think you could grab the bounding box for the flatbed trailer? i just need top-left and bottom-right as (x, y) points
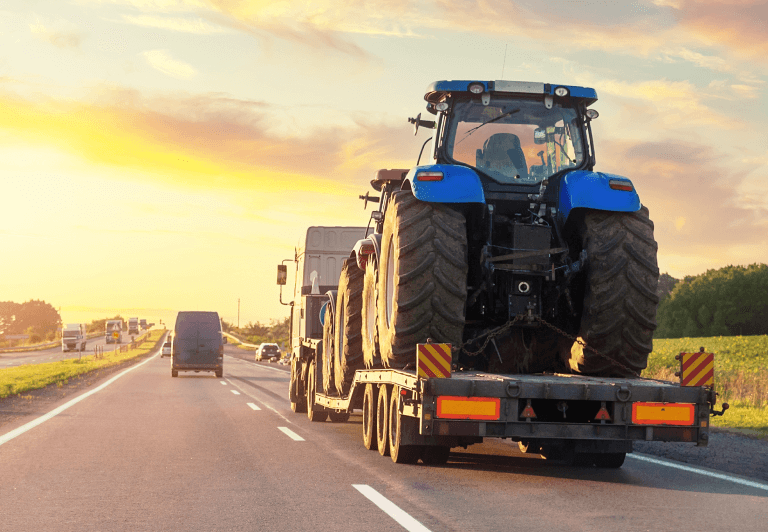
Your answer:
(292, 338), (719, 467)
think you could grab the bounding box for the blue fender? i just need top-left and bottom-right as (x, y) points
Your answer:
(559, 170), (641, 222)
(405, 164), (486, 203)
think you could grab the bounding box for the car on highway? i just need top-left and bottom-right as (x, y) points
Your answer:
(255, 343), (280, 361)
(161, 337), (172, 358)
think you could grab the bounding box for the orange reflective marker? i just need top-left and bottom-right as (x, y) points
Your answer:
(632, 402), (695, 426)
(436, 396), (500, 420)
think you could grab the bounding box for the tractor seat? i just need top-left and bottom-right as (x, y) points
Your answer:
(477, 133), (528, 180)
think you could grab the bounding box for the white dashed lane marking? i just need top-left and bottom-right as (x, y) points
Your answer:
(353, 485), (432, 532)
(278, 427), (304, 441)
(230, 390), (241, 395)
(247, 403), (261, 411)
(220, 381), (227, 385)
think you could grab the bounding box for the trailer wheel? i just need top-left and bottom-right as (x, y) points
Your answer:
(335, 258), (365, 394)
(307, 360), (328, 423)
(362, 260), (380, 369)
(290, 358), (307, 413)
(421, 446), (450, 465)
(568, 207), (660, 377)
(322, 306), (335, 394)
(377, 191), (468, 368)
(376, 384), (390, 456)
(362, 383), (378, 450)
(388, 387), (420, 464)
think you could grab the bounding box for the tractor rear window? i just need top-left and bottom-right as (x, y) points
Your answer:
(445, 98), (585, 184)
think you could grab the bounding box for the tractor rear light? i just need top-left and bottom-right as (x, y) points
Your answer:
(416, 171), (444, 181)
(554, 86), (569, 97)
(609, 179), (633, 191)
(468, 82), (484, 94)
(586, 109), (599, 120)
(436, 102), (449, 111)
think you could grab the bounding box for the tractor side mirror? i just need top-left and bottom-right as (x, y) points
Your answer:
(277, 265), (287, 285)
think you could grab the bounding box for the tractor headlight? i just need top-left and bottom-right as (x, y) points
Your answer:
(468, 82), (485, 94)
(554, 87), (569, 97)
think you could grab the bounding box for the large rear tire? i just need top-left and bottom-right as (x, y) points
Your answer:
(568, 207), (660, 377)
(289, 357), (307, 413)
(377, 191), (468, 368)
(334, 258), (365, 394)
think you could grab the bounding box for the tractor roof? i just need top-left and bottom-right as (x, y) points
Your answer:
(424, 80), (598, 106)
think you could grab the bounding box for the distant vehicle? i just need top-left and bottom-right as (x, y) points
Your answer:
(256, 343), (280, 361)
(140, 319), (148, 331)
(161, 335), (172, 358)
(62, 323), (86, 352)
(105, 319), (123, 344)
(128, 317), (139, 335)
(171, 311), (224, 378)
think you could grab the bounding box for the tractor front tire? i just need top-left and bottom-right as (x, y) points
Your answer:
(569, 207), (660, 377)
(377, 191), (468, 368)
(334, 258), (365, 394)
(362, 260), (380, 368)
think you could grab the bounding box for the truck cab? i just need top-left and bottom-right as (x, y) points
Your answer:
(62, 323), (86, 352)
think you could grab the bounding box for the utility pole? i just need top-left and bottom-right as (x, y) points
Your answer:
(237, 298), (240, 329)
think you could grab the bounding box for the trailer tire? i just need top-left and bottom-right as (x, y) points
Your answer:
(568, 207), (660, 377)
(362, 383), (378, 450)
(362, 260), (380, 368)
(322, 306), (335, 394)
(290, 358), (307, 413)
(376, 385), (390, 456)
(307, 360), (328, 423)
(335, 258), (365, 394)
(389, 387), (420, 464)
(377, 191), (468, 368)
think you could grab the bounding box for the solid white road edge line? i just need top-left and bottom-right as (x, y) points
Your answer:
(628, 453), (768, 492)
(352, 484), (432, 532)
(278, 427), (304, 441)
(0, 348), (161, 447)
(247, 402), (261, 411)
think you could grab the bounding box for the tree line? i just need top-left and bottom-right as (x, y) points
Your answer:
(655, 264), (768, 338)
(224, 317), (290, 347)
(0, 300), (61, 343)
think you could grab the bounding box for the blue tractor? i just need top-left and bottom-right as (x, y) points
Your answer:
(327, 80), (659, 394)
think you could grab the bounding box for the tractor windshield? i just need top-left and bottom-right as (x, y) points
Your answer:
(444, 98), (586, 184)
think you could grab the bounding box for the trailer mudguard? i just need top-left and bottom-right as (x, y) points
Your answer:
(405, 164), (486, 203)
(558, 170), (641, 222)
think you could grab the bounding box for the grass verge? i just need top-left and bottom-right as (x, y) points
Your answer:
(0, 330), (165, 399)
(644, 335), (768, 437)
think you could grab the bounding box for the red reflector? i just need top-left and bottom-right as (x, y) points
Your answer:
(609, 179), (633, 191)
(520, 400), (536, 419)
(400, 389), (407, 396)
(416, 171), (443, 181)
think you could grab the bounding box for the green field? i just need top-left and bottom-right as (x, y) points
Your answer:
(0, 330), (165, 399)
(644, 335), (768, 436)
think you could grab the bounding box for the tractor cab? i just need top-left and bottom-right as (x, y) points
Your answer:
(411, 80), (599, 187)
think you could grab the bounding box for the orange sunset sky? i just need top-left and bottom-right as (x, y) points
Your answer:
(1, 0), (766, 328)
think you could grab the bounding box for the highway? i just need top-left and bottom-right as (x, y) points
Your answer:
(0, 332), (145, 368)
(0, 343), (766, 531)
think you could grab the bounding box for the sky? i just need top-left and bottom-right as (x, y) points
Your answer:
(0, 0), (766, 329)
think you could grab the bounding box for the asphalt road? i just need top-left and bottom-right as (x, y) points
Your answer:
(0, 332), (147, 368)
(1, 343), (766, 531)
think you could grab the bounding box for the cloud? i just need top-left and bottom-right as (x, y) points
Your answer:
(142, 50), (197, 78)
(122, 14), (229, 33)
(29, 22), (83, 49)
(599, 138), (768, 274)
